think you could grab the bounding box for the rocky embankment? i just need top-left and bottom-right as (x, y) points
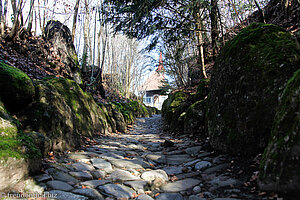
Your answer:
(162, 22), (300, 198)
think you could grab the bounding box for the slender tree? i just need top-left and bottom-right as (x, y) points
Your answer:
(27, 0), (35, 32)
(0, 0), (3, 35)
(210, 0), (219, 59)
(72, 0), (80, 43)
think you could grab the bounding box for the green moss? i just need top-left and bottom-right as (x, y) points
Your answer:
(0, 126), (41, 160)
(0, 62), (29, 80)
(0, 136), (23, 159)
(162, 91), (189, 130)
(0, 62), (35, 112)
(260, 69), (300, 183)
(221, 23), (300, 74)
(71, 53), (80, 67)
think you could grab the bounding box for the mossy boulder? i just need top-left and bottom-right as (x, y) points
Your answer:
(207, 23), (300, 155)
(162, 91), (188, 129)
(183, 99), (207, 136)
(109, 102), (127, 133)
(0, 62), (35, 112)
(162, 80), (209, 134)
(22, 77), (110, 151)
(259, 69), (300, 196)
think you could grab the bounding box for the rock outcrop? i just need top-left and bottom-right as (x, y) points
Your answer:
(259, 69), (300, 197)
(22, 77), (110, 151)
(207, 23), (300, 155)
(162, 79), (209, 136)
(162, 91), (188, 131)
(44, 20), (82, 85)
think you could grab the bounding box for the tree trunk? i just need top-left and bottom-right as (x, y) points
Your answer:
(92, 7), (97, 66)
(37, 0), (47, 32)
(8, 0), (22, 40)
(27, 0), (35, 32)
(82, 0), (90, 73)
(210, 0), (219, 60)
(71, 0), (80, 43)
(11, 0), (17, 19)
(0, 0), (3, 35)
(254, 0), (266, 23)
(196, 16), (207, 79)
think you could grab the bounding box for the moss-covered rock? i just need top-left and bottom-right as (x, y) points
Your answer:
(259, 69), (300, 196)
(98, 103), (116, 133)
(0, 101), (22, 159)
(22, 77), (110, 151)
(162, 91), (188, 126)
(162, 79), (210, 134)
(0, 101), (42, 191)
(0, 62), (35, 112)
(207, 23), (300, 155)
(183, 99), (207, 136)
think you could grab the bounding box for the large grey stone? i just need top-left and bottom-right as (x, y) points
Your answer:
(48, 190), (88, 200)
(91, 158), (113, 172)
(110, 158), (149, 169)
(156, 193), (184, 200)
(202, 163), (230, 174)
(137, 194), (154, 200)
(124, 180), (148, 190)
(166, 154), (194, 165)
(145, 154), (166, 163)
(161, 178), (201, 192)
(69, 171), (93, 181)
(163, 166), (184, 175)
(184, 159), (201, 167)
(72, 188), (104, 199)
(109, 169), (140, 182)
(141, 170), (168, 182)
(47, 169), (78, 184)
(185, 146), (202, 156)
(100, 152), (125, 160)
(72, 162), (94, 171)
(68, 153), (90, 161)
(81, 180), (110, 188)
(98, 184), (134, 199)
(195, 161), (212, 171)
(46, 180), (73, 191)
(34, 174), (52, 182)
(91, 170), (106, 179)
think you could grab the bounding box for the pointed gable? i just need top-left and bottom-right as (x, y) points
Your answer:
(139, 52), (165, 91)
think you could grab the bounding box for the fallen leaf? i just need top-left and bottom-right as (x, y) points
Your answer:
(132, 193), (139, 198)
(144, 191), (152, 195)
